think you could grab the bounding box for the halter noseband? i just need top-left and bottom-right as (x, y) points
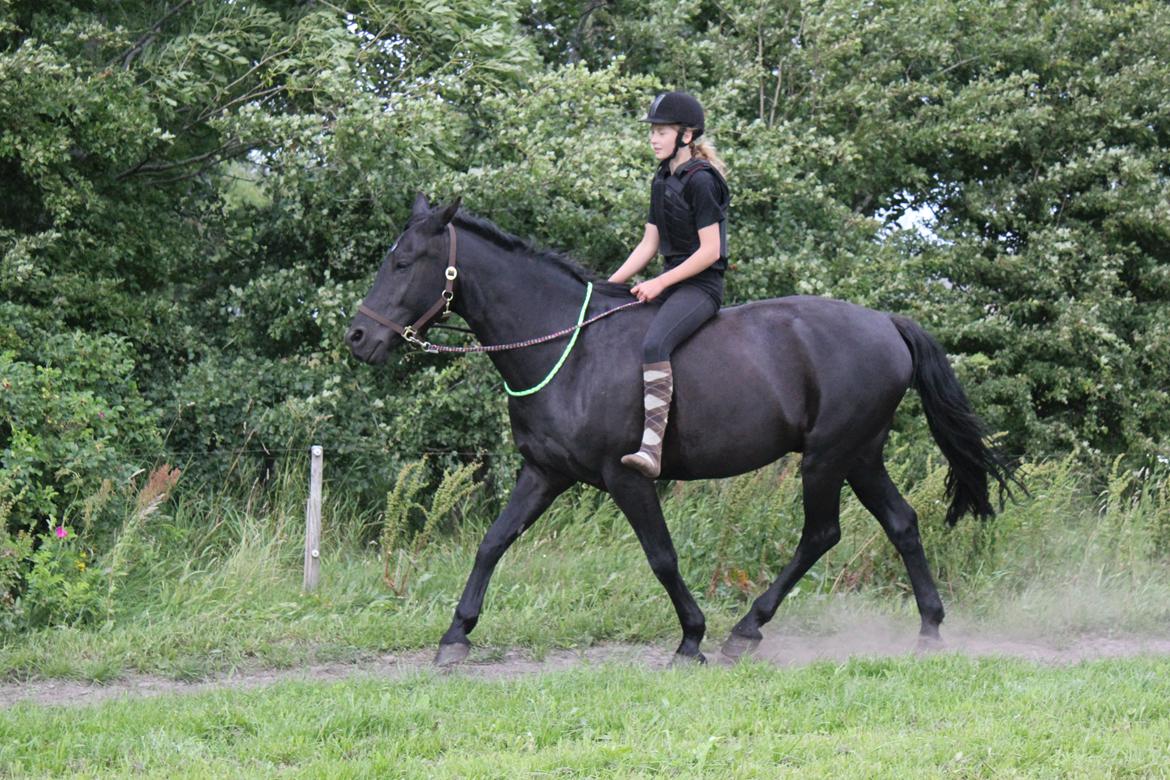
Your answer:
(357, 223), (458, 349)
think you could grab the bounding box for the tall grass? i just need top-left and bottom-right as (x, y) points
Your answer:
(3, 452), (1170, 681)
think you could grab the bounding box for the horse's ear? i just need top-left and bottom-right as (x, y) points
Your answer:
(434, 197), (461, 228)
(411, 191), (431, 218)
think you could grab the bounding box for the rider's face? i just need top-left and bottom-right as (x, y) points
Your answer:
(649, 124), (691, 161)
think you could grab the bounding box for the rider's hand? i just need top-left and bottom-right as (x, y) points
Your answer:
(631, 277), (668, 302)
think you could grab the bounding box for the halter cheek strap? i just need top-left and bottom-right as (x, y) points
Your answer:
(358, 223), (458, 346)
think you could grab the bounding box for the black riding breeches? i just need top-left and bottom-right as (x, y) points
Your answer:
(641, 284), (719, 363)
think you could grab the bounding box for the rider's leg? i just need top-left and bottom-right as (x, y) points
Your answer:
(621, 286), (718, 478)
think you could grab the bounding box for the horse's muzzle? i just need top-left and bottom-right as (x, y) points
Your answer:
(346, 323), (394, 364)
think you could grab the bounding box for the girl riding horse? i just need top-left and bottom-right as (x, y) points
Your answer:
(609, 91), (730, 479)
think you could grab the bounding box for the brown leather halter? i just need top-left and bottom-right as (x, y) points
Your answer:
(357, 223), (459, 349)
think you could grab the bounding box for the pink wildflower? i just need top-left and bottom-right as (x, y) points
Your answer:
(55, 526), (68, 539)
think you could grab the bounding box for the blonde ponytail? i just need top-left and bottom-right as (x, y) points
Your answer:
(661, 123), (729, 178)
(690, 137), (727, 179)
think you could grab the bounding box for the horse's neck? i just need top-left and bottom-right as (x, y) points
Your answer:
(452, 232), (587, 339)
(452, 231), (594, 390)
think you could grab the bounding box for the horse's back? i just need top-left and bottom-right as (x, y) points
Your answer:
(662, 295), (913, 478)
(689, 295), (912, 392)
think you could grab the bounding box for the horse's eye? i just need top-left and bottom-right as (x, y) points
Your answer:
(394, 258), (410, 270)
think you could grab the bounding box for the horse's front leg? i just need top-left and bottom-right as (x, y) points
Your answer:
(604, 464), (707, 665)
(435, 463), (572, 666)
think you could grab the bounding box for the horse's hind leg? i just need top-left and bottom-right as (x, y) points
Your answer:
(604, 465), (707, 664)
(722, 457), (845, 660)
(435, 463), (572, 666)
(847, 460), (946, 645)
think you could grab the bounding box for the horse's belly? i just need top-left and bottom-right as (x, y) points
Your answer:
(661, 357), (805, 480)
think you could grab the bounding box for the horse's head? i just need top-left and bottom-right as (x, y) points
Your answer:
(346, 193), (461, 364)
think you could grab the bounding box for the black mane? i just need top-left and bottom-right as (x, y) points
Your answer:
(453, 211), (634, 299)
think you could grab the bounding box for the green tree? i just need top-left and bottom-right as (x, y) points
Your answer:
(5, 0), (1170, 554)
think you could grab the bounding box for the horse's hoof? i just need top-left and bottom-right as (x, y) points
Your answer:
(669, 651), (707, 667)
(916, 633), (945, 654)
(720, 633), (761, 661)
(434, 642), (470, 667)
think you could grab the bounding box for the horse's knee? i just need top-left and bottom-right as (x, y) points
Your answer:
(646, 548), (679, 579)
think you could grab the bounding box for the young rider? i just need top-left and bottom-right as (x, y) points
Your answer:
(609, 91), (731, 478)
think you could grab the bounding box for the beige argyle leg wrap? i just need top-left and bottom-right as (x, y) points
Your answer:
(620, 361), (673, 479)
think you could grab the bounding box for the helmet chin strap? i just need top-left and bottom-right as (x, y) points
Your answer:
(665, 128), (690, 164)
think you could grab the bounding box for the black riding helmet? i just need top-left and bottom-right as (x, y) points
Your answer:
(641, 91), (705, 161)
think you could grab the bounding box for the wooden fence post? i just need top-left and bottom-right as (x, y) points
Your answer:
(304, 445), (323, 592)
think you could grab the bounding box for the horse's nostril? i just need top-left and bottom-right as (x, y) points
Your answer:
(348, 327), (364, 344)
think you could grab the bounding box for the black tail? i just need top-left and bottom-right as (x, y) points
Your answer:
(891, 315), (1019, 525)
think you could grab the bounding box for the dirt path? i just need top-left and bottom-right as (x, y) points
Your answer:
(6, 616), (1170, 710)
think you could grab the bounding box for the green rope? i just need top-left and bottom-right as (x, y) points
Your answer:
(504, 283), (593, 397)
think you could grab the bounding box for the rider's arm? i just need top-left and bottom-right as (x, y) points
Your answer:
(609, 223), (660, 284)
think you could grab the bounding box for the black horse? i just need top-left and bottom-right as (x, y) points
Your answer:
(347, 194), (1015, 665)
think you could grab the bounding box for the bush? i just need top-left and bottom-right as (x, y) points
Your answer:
(0, 525), (32, 632)
(18, 525), (103, 628)
(0, 334), (161, 536)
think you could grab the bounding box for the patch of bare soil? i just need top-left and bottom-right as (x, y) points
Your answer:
(750, 615), (1170, 667)
(0, 645), (674, 710)
(5, 616), (1170, 710)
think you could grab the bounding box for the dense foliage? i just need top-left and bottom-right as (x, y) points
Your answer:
(2, 0), (1169, 617)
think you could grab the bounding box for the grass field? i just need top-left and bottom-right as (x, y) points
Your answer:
(3, 655), (1170, 777)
